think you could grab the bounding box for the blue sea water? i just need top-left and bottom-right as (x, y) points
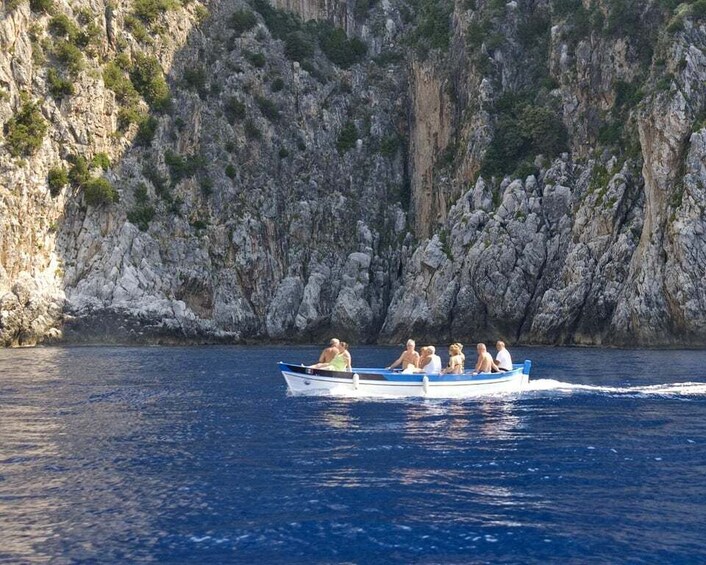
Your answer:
(1, 345), (706, 564)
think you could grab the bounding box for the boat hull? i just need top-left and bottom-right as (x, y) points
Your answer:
(279, 361), (531, 398)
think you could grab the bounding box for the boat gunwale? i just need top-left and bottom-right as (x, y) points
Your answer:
(278, 362), (527, 384)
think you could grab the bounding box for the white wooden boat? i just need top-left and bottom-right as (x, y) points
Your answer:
(278, 361), (532, 398)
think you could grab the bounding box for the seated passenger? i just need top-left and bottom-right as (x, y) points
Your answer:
(387, 339), (420, 371)
(416, 346), (431, 371)
(310, 342), (350, 371)
(442, 343), (464, 374)
(473, 343), (498, 374)
(494, 340), (513, 372)
(421, 346), (442, 374)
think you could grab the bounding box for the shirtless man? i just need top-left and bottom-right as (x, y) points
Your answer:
(473, 343), (498, 374)
(318, 338), (340, 364)
(387, 339), (420, 371)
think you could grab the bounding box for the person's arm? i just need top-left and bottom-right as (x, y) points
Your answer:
(387, 354), (403, 370)
(318, 349), (327, 363)
(412, 352), (420, 368)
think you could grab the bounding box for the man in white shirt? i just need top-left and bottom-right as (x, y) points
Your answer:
(494, 340), (513, 371)
(422, 346), (442, 374)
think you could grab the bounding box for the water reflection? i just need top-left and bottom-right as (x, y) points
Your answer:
(0, 347), (202, 562)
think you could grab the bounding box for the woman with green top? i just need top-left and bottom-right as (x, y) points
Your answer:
(309, 342), (352, 371)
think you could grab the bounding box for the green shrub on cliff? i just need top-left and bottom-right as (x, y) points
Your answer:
(224, 97), (246, 122)
(4, 95), (48, 157)
(48, 14), (80, 41)
(318, 24), (367, 68)
(482, 93), (568, 178)
(54, 40), (84, 75)
(47, 166), (68, 196)
(255, 95), (279, 121)
(47, 67), (74, 98)
(129, 53), (171, 111)
(5, 0), (25, 11)
(30, 0), (54, 13)
(83, 177), (119, 206)
(284, 30), (315, 62)
(135, 115), (158, 146)
(251, 0), (299, 39)
(132, 0), (180, 24)
(337, 121), (358, 153)
(127, 184), (155, 231)
(230, 8), (258, 36)
(408, 0), (453, 55)
(68, 155), (90, 187)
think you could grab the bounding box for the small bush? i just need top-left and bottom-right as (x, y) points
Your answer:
(47, 67), (74, 98)
(127, 204), (155, 231)
(255, 95), (279, 121)
(278, 147), (289, 158)
(284, 30), (315, 61)
(92, 152), (111, 170)
(54, 41), (84, 75)
(127, 183), (155, 230)
(251, 0), (300, 39)
(191, 219), (208, 231)
(143, 163), (169, 197)
(318, 25), (367, 68)
(164, 149), (204, 183)
(481, 94), (568, 177)
(379, 134), (399, 157)
(245, 50), (267, 68)
(48, 14), (79, 41)
(125, 15), (150, 43)
(337, 121), (357, 153)
(373, 49), (404, 66)
(83, 177), (118, 206)
(135, 115), (158, 146)
(183, 66), (207, 95)
(230, 9), (258, 35)
(68, 155), (90, 187)
(29, 0), (54, 13)
(200, 177), (213, 196)
(244, 120), (261, 139)
(4, 96), (48, 157)
(408, 0), (452, 55)
(271, 77), (285, 92)
(5, 0), (25, 12)
(195, 5), (209, 22)
(103, 61), (140, 104)
(224, 97), (246, 121)
(133, 0), (180, 24)
(130, 53), (171, 111)
(225, 163), (236, 178)
(47, 166), (68, 196)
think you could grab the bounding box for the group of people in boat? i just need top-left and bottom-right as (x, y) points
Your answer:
(387, 339), (512, 375)
(310, 338), (512, 375)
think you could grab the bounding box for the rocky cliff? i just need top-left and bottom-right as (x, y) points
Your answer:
(1, 0), (705, 347)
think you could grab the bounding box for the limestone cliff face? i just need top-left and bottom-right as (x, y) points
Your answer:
(1, 0), (706, 347)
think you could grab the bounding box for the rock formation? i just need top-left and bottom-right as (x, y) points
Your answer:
(1, 0), (705, 347)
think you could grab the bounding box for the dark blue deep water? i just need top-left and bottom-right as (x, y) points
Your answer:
(1, 345), (706, 563)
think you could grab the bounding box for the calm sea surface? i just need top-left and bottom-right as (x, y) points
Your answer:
(1, 345), (706, 563)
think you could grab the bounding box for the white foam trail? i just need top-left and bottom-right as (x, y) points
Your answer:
(526, 379), (706, 397)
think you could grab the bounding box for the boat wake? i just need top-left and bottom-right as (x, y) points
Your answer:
(525, 379), (706, 397)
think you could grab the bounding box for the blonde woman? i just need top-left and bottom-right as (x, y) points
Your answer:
(442, 343), (464, 374)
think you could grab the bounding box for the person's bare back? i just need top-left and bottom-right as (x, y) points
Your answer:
(319, 338), (340, 363)
(474, 343), (497, 374)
